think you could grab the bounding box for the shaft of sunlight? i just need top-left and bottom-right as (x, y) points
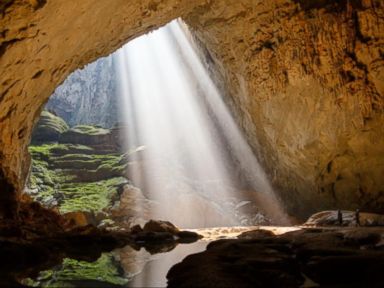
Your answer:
(115, 19), (288, 228)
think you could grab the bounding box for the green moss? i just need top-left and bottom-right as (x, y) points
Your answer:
(24, 254), (128, 287)
(28, 141), (127, 215)
(54, 159), (103, 170)
(50, 144), (95, 155)
(53, 154), (96, 161)
(71, 125), (110, 136)
(58, 177), (126, 214)
(31, 111), (69, 144)
(40, 110), (69, 133)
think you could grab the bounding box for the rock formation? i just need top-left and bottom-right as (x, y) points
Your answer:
(31, 110), (69, 143)
(46, 55), (119, 128)
(167, 227), (384, 287)
(0, 0), (383, 220)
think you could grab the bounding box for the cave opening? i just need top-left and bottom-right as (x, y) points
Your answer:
(27, 19), (288, 230)
(21, 19), (291, 287)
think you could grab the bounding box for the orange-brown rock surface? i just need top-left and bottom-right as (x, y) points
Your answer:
(0, 0), (383, 219)
(185, 0), (384, 217)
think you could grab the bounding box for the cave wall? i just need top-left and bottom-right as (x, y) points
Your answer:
(0, 0), (383, 219)
(185, 0), (384, 217)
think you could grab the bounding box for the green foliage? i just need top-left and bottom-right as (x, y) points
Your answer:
(23, 254), (128, 287)
(54, 159), (103, 170)
(58, 178), (126, 214)
(52, 154), (96, 161)
(50, 144), (95, 155)
(28, 140), (126, 216)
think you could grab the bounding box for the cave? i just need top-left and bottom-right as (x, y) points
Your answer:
(1, 0), (384, 287)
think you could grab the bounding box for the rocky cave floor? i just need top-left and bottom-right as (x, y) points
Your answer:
(1, 209), (384, 288)
(2, 114), (383, 287)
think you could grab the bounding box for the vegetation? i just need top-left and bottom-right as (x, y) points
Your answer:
(39, 110), (69, 133)
(23, 254), (128, 287)
(28, 142), (127, 215)
(59, 177), (127, 213)
(27, 110), (130, 226)
(31, 111), (69, 143)
(70, 125), (110, 135)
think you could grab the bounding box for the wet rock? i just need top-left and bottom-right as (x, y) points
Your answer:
(133, 231), (175, 243)
(130, 220), (202, 248)
(304, 210), (384, 227)
(143, 220), (180, 234)
(177, 230), (203, 242)
(130, 224), (143, 234)
(237, 229), (275, 239)
(167, 227), (384, 288)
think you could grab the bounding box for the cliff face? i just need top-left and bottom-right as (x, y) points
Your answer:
(46, 55), (119, 128)
(0, 0), (383, 219)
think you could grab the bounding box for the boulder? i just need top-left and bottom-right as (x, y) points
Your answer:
(143, 220), (180, 234)
(59, 125), (122, 152)
(31, 111), (69, 144)
(167, 228), (384, 288)
(237, 229), (275, 239)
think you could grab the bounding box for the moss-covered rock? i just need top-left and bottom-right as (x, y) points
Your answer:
(27, 117), (134, 228)
(58, 177), (127, 214)
(24, 254), (128, 287)
(31, 111), (69, 144)
(70, 125), (110, 135)
(59, 125), (122, 152)
(27, 140), (129, 223)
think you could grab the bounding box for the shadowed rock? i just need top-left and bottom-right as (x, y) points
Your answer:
(167, 227), (384, 288)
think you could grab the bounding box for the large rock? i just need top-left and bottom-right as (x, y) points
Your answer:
(167, 228), (384, 287)
(31, 111), (68, 143)
(143, 219), (180, 234)
(59, 125), (123, 152)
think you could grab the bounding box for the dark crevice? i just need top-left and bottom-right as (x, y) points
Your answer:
(0, 39), (20, 58)
(0, 0), (14, 16)
(0, 169), (17, 220)
(0, 80), (19, 103)
(32, 70), (44, 79)
(32, 0), (47, 10)
(294, 0), (363, 12)
(0, 105), (16, 122)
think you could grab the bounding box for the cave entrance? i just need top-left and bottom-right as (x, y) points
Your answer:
(27, 19), (287, 230)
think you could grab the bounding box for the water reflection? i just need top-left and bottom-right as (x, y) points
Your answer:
(22, 241), (208, 287)
(127, 241), (207, 287)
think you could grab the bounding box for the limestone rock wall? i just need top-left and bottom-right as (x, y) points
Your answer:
(0, 0), (383, 219)
(185, 0), (384, 217)
(46, 55), (118, 128)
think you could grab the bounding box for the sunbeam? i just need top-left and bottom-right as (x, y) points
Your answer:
(116, 19), (288, 229)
